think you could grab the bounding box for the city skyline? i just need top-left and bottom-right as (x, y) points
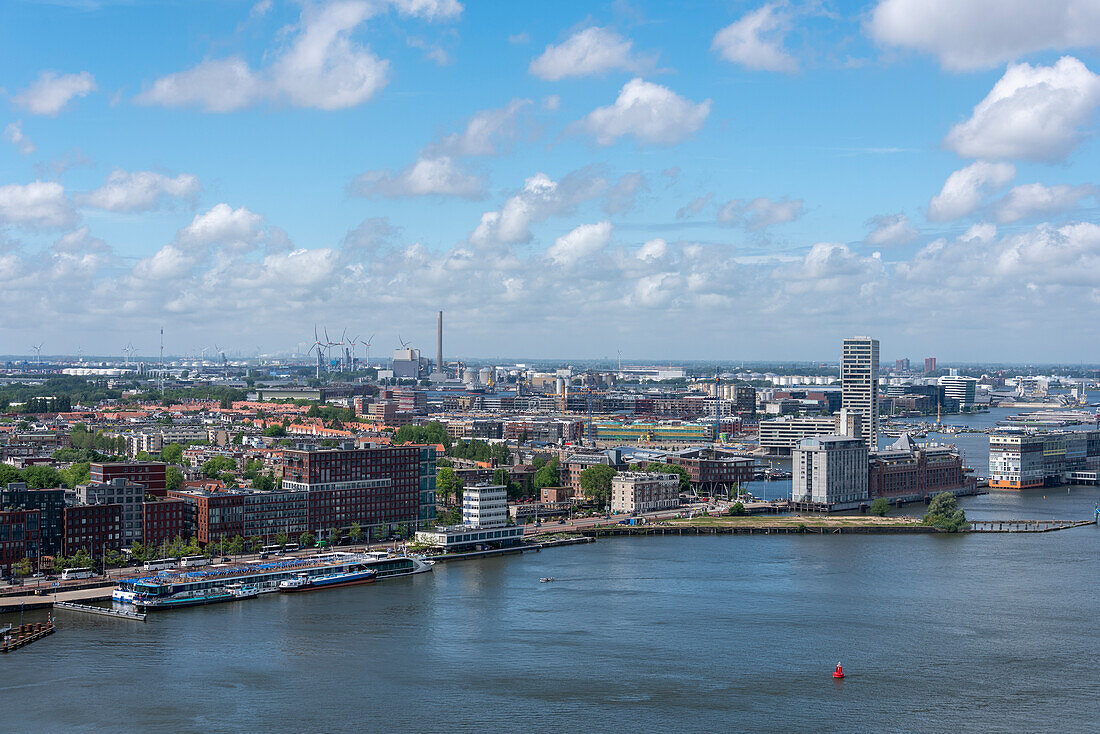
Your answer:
(2, 1), (1100, 360)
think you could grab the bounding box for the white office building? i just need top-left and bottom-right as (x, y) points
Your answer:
(462, 484), (508, 529)
(610, 472), (680, 514)
(939, 375), (978, 407)
(416, 483), (523, 550)
(842, 337), (880, 449)
(792, 435), (869, 507)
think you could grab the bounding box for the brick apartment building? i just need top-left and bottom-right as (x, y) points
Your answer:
(90, 462), (167, 497)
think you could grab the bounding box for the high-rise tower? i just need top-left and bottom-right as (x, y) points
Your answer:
(841, 337), (879, 449)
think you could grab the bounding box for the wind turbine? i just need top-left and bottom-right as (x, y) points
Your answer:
(311, 326), (326, 379)
(31, 343), (43, 366)
(123, 342), (137, 369)
(362, 334), (374, 366)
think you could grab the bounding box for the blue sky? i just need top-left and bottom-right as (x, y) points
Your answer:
(2, 0), (1099, 363)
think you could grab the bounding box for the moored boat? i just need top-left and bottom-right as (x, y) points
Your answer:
(278, 566), (377, 592)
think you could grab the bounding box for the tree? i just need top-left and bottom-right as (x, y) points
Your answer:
(644, 462), (692, 493)
(395, 523), (409, 539)
(22, 465), (63, 489)
(253, 474), (275, 492)
(275, 532), (288, 549)
(393, 421), (452, 449)
(923, 492), (968, 532)
(263, 424), (287, 438)
(60, 461), (91, 489)
(436, 467), (462, 505)
(162, 443), (185, 465)
(869, 498), (890, 517)
(166, 466), (184, 492)
(299, 531), (316, 548)
(328, 527), (342, 546)
(580, 464), (616, 507)
(533, 457), (561, 491)
(372, 525), (386, 542)
(228, 535), (245, 556)
(349, 522), (363, 543)
(729, 502), (746, 516)
(13, 558), (32, 578)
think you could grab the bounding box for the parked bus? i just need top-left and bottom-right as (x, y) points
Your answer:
(143, 558), (176, 571)
(61, 567), (95, 580)
(261, 545), (281, 554)
(283, 543), (300, 552)
(180, 555), (211, 568)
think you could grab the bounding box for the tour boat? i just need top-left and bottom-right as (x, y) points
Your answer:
(133, 587), (242, 610)
(278, 566), (377, 592)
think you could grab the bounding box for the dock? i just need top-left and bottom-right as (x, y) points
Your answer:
(431, 543), (544, 563)
(53, 601), (146, 621)
(1, 619), (56, 653)
(967, 519), (1095, 532)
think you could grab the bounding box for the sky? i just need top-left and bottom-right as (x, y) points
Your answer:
(1, 0), (1099, 364)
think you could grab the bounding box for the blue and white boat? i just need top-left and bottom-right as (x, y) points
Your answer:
(278, 566), (377, 592)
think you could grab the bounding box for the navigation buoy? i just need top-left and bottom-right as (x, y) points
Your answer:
(833, 662), (844, 679)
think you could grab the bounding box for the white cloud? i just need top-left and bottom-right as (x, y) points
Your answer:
(944, 57), (1100, 162)
(471, 168), (608, 246)
(580, 78), (711, 146)
(546, 221), (612, 265)
(867, 0), (1100, 71)
(133, 245), (195, 281)
(407, 36), (453, 66)
(637, 238), (667, 262)
(677, 194), (712, 219)
(427, 99), (531, 157)
(543, 94), (561, 111)
(995, 183), (1095, 223)
(3, 121), (35, 155)
(712, 3), (798, 73)
(928, 161), (1015, 221)
(718, 196), (803, 230)
(14, 71), (97, 116)
(529, 27), (653, 80)
(0, 181), (77, 229)
(250, 0), (273, 19)
(864, 213), (918, 247)
(389, 0), (464, 22)
(78, 169), (200, 213)
(136, 1), (407, 112)
(177, 203), (265, 249)
(352, 156), (484, 198)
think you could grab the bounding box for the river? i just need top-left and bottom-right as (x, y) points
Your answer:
(2, 487), (1098, 732)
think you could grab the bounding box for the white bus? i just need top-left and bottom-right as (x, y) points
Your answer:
(61, 567), (95, 580)
(179, 555), (210, 568)
(283, 543), (300, 553)
(143, 558), (176, 571)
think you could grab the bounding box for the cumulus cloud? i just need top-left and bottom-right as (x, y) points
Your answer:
(944, 57), (1100, 162)
(580, 78), (711, 146)
(78, 169), (200, 213)
(712, 2), (798, 73)
(529, 27), (653, 80)
(0, 181), (77, 229)
(351, 156), (484, 198)
(136, 0), (462, 112)
(3, 121), (35, 155)
(994, 183), (1095, 223)
(426, 99), (532, 157)
(133, 245), (195, 281)
(718, 196), (803, 230)
(864, 213), (918, 247)
(470, 168), (608, 246)
(637, 238), (667, 262)
(546, 221), (612, 265)
(14, 71), (97, 116)
(867, 0), (1100, 71)
(676, 194), (712, 219)
(177, 203), (265, 250)
(928, 161), (1015, 222)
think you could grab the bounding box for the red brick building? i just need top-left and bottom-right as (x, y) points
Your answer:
(167, 490), (243, 544)
(662, 449), (754, 496)
(0, 509), (40, 574)
(142, 499), (186, 548)
(869, 439), (973, 501)
(62, 504), (122, 557)
(90, 462), (168, 497)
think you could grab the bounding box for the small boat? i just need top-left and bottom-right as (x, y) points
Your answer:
(833, 662), (844, 679)
(539, 577), (555, 583)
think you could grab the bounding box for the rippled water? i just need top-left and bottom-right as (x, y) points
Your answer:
(3, 489), (1098, 732)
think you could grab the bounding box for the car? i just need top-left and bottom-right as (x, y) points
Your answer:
(258, 553), (270, 560)
(31, 572), (45, 578)
(221, 557), (231, 562)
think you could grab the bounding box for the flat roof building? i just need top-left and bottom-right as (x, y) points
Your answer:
(792, 435), (869, 508)
(841, 337), (880, 449)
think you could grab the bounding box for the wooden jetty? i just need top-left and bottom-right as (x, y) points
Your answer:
(967, 519), (1094, 532)
(53, 601), (146, 621)
(1, 618), (56, 653)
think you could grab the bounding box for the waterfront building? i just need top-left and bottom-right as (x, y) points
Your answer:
(989, 430), (1100, 489)
(62, 502), (122, 557)
(939, 376), (978, 408)
(610, 472), (680, 514)
(415, 483), (524, 551)
(868, 435), (972, 501)
(2, 483), (65, 555)
(564, 449), (628, 499)
(462, 484), (508, 528)
(90, 462), (167, 497)
(592, 421), (715, 445)
(141, 499), (186, 548)
(792, 436), (869, 507)
(78, 479), (146, 546)
(0, 508), (40, 574)
(841, 337), (880, 449)
(661, 448), (753, 496)
(758, 412), (861, 456)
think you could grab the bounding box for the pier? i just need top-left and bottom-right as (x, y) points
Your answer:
(53, 601), (146, 622)
(1, 618), (56, 653)
(967, 519), (1095, 532)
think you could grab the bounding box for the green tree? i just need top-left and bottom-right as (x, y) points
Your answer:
(922, 492), (968, 532)
(349, 522), (363, 543)
(299, 531), (316, 548)
(13, 558), (32, 578)
(275, 532), (288, 549)
(533, 457), (561, 491)
(166, 466), (184, 492)
(644, 462), (692, 493)
(372, 525), (386, 542)
(393, 421), (452, 448)
(263, 424), (287, 438)
(22, 465), (63, 489)
(130, 541), (148, 563)
(228, 535), (246, 556)
(869, 498), (890, 517)
(60, 461), (91, 489)
(252, 474), (275, 492)
(729, 502), (746, 516)
(395, 523), (409, 539)
(328, 527), (342, 546)
(436, 467), (462, 505)
(580, 464), (616, 507)
(201, 455), (236, 478)
(161, 443), (184, 464)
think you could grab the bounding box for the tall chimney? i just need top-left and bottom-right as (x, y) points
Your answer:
(437, 310), (443, 375)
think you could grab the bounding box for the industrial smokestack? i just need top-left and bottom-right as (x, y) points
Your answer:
(437, 310), (443, 375)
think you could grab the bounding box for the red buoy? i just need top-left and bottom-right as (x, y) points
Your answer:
(833, 662), (844, 679)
